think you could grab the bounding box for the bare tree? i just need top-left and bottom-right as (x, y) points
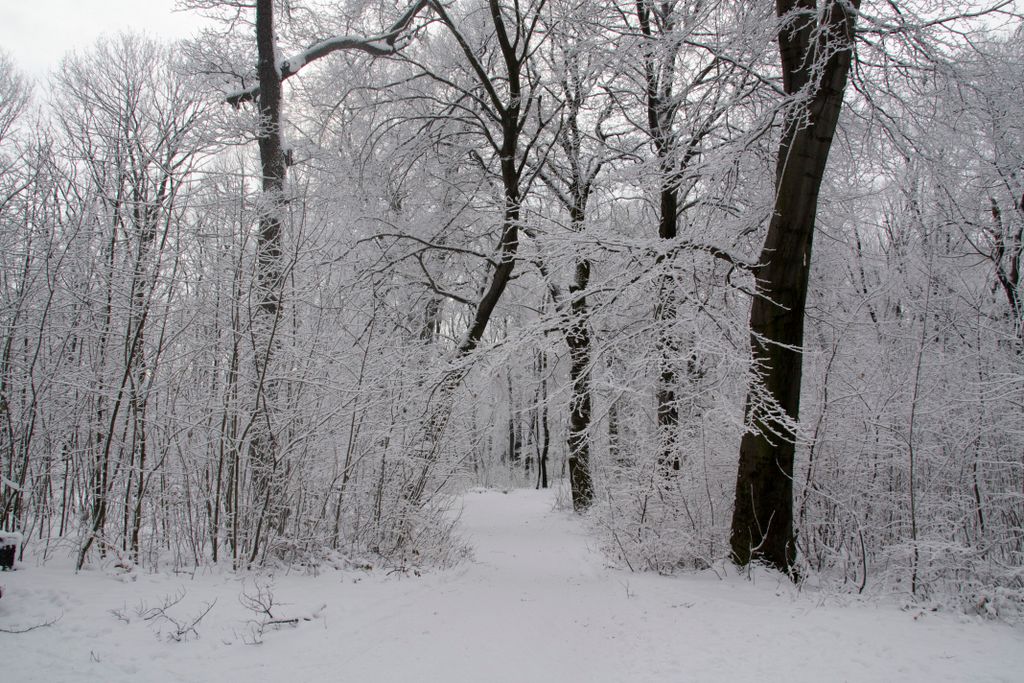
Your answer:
(729, 0), (859, 574)
(370, 0), (560, 506)
(224, 0), (433, 564)
(48, 36), (211, 568)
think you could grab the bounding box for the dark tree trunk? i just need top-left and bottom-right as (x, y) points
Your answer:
(544, 58), (601, 510)
(654, 153), (680, 474)
(654, 274), (680, 473)
(988, 197), (1024, 335)
(456, 121), (521, 358)
(255, 0), (286, 313)
(403, 0), (543, 506)
(538, 349), (550, 490)
(410, 126), (521, 502)
(729, 0), (858, 573)
(637, 0), (682, 472)
(567, 255), (594, 509)
(506, 370), (522, 466)
(248, 0), (288, 565)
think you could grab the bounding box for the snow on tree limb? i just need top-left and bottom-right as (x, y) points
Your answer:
(227, 0), (432, 106)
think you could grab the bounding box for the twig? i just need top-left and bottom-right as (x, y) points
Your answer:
(0, 612), (63, 633)
(136, 590), (216, 642)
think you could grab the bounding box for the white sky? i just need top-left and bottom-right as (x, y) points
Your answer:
(0, 0), (208, 78)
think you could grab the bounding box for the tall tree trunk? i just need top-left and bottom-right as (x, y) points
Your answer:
(247, 0), (288, 565)
(537, 348), (550, 490)
(729, 0), (859, 573)
(539, 48), (604, 509)
(566, 254), (594, 508)
(637, 0), (683, 472)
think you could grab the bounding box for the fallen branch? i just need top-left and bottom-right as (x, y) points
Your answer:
(0, 612), (63, 634)
(136, 589), (217, 642)
(239, 579), (326, 644)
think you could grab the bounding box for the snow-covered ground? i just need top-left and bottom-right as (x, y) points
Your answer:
(1, 487), (1021, 682)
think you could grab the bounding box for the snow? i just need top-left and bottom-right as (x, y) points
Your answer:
(1, 476), (24, 492)
(2, 487), (1022, 681)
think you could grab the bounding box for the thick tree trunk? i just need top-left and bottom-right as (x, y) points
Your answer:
(567, 255), (594, 509)
(729, 0), (858, 573)
(247, 0), (288, 565)
(255, 0), (286, 316)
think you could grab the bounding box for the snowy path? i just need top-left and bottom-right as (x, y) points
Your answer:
(2, 487), (1023, 682)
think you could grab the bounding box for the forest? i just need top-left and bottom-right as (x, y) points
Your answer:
(1, 0), (1022, 617)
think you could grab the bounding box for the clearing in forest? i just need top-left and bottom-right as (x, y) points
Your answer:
(1, 487), (1021, 682)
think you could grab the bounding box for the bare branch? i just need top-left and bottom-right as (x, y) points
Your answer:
(0, 613), (63, 634)
(227, 0), (433, 106)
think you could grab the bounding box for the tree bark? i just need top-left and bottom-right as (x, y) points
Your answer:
(567, 256), (594, 508)
(246, 0), (288, 565)
(729, 0), (859, 573)
(537, 349), (550, 490)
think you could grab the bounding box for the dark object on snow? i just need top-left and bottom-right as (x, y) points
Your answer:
(0, 532), (19, 570)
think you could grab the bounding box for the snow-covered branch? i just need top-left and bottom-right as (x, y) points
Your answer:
(227, 0), (432, 106)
